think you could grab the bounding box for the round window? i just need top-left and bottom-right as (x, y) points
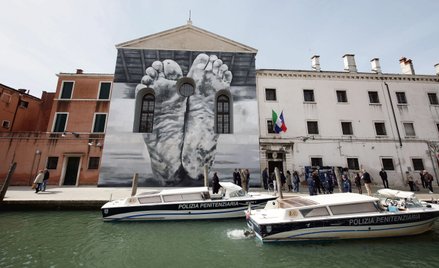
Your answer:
(179, 83), (195, 97)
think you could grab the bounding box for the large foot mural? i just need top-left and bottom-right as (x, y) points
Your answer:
(136, 54), (232, 186)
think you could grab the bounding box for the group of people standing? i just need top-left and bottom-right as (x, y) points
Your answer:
(232, 168), (251, 192)
(261, 168), (300, 193)
(33, 169), (50, 193)
(408, 170), (434, 193)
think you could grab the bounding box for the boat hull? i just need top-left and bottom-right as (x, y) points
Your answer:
(248, 211), (439, 242)
(102, 197), (276, 221)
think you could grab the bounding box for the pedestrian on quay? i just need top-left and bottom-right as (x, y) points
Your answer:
(379, 168), (389, 188)
(244, 169), (251, 192)
(233, 169), (242, 187)
(42, 168), (50, 191)
(262, 167), (269, 190)
(33, 170), (44, 193)
(280, 171), (286, 191)
(405, 171), (415, 192)
(292, 171), (300, 192)
(354, 173), (362, 194)
(212, 172), (220, 194)
(361, 169), (373, 196)
(424, 170), (434, 194)
(307, 173), (315, 196)
(286, 170), (292, 192)
(420, 171), (427, 189)
(342, 174), (352, 193)
(312, 170), (322, 194)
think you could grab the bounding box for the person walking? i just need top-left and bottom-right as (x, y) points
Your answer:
(405, 171), (415, 191)
(312, 170), (322, 194)
(286, 170), (292, 192)
(292, 171), (300, 192)
(354, 173), (362, 194)
(33, 170), (44, 194)
(342, 174), (352, 193)
(261, 168), (269, 190)
(379, 168), (389, 188)
(424, 170), (434, 194)
(361, 169), (373, 196)
(212, 172), (220, 194)
(42, 168), (50, 191)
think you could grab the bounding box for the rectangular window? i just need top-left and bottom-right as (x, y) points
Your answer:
(368, 91), (380, 104)
(19, 100), (29, 108)
(341, 122), (353, 135)
(2, 120), (10, 129)
(1, 93), (12, 103)
(60, 81), (74, 99)
(412, 158), (424, 171)
(403, 122), (416, 137)
(265, 88), (276, 101)
(93, 114), (107, 133)
(303, 89), (315, 102)
(311, 157), (323, 167)
(347, 158), (360, 170)
(98, 82), (112, 100)
(330, 202), (379, 215)
(396, 92), (407, 104)
(374, 122), (387, 136)
(46, 157), (59, 169)
(382, 158), (395, 170)
(428, 93), (438, 105)
(336, 90), (348, 103)
(307, 121), (319, 135)
(53, 113), (68, 132)
(88, 157), (100, 169)
(267, 120), (275, 134)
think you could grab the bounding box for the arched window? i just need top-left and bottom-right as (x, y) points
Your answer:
(139, 94), (155, 133)
(216, 95), (230, 134)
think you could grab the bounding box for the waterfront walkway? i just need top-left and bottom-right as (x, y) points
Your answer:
(1, 184), (438, 210)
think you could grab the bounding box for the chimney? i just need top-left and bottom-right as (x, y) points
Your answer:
(435, 63), (439, 76)
(399, 57), (415, 75)
(311, 55), (321, 71)
(343, 54), (357, 72)
(76, 69), (83, 74)
(370, 58), (381, 73)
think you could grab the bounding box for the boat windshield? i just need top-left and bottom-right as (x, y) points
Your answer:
(229, 189), (246, 198)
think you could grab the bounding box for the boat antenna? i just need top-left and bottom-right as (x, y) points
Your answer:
(204, 164), (208, 188)
(274, 167), (283, 199)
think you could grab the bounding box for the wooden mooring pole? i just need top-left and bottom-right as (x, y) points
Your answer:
(0, 162), (17, 202)
(131, 173), (138, 197)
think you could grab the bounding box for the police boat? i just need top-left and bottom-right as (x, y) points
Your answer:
(101, 182), (277, 221)
(246, 189), (439, 242)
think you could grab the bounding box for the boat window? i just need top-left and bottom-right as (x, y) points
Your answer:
(300, 207), (330, 218)
(163, 194), (183, 202)
(181, 193), (203, 201)
(330, 202), (379, 215)
(138, 196), (162, 204)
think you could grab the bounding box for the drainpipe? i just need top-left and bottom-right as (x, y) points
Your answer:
(10, 94), (22, 131)
(384, 82), (402, 147)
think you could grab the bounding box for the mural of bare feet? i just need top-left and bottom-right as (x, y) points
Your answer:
(137, 54), (232, 185)
(136, 60), (187, 185)
(182, 54), (232, 179)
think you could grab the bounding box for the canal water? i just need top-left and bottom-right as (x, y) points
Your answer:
(1, 211), (438, 268)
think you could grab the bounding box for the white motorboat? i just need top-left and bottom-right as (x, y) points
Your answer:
(101, 182), (277, 221)
(246, 189), (439, 242)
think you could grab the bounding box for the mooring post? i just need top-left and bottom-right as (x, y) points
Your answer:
(204, 164), (208, 188)
(0, 162), (17, 202)
(274, 167), (283, 199)
(131, 173), (138, 197)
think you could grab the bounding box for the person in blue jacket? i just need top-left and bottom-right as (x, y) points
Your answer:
(342, 174), (352, 193)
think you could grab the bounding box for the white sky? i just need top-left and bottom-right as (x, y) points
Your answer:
(1, 0), (438, 98)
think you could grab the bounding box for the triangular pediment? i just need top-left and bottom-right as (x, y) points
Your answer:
(116, 23), (257, 53)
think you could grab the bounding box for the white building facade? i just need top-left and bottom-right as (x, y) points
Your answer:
(257, 55), (439, 187)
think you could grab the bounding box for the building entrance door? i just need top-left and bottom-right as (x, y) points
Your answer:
(268, 161), (284, 175)
(63, 157), (80, 185)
